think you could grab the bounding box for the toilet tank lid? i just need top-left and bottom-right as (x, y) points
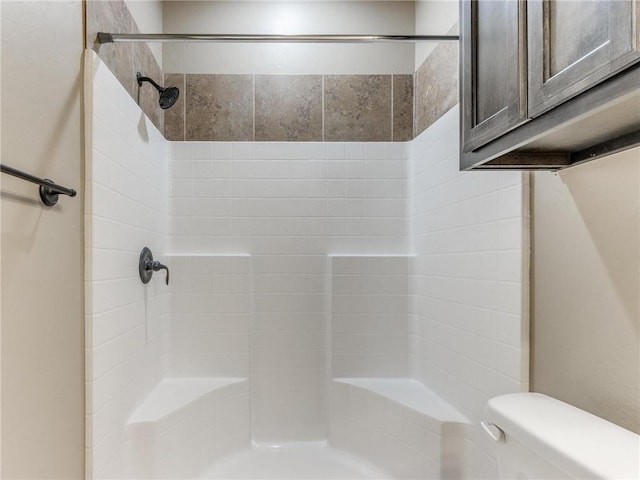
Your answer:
(486, 393), (640, 480)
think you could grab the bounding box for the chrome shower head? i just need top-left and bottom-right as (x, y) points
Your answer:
(136, 72), (180, 110)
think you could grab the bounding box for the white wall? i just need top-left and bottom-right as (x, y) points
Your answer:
(531, 148), (640, 434)
(85, 67), (530, 478)
(124, 0), (164, 68)
(163, 1), (416, 74)
(85, 10), (532, 474)
(170, 140), (408, 443)
(1, 2), (85, 477)
(331, 255), (410, 377)
(170, 141), (408, 255)
(408, 106), (529, 479)
(0, 5), (3, 474)
(85, 50), (171, 479)
(168, 254), (251, 378)
(415, 0), (458, 68)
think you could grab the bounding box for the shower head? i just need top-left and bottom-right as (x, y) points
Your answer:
(159, 86), (180, 109)
(136, 72), (180, 110)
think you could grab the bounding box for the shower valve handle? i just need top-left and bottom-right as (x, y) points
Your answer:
(139, 247), (170, 285)
(150, 260), (170, 285)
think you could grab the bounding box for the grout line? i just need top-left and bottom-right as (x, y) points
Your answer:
(413, 70), (417, 139)
(391, 75), (395, 142)
(248, 257), (255, 435)
(410, 74), (415, 141)
(322, 75), (325, 142)
(252, 74), (256, 142)
(182, 74), (186, 141)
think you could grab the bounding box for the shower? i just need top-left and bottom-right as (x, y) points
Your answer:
(84, 2), (526, 479)
(136, 72), (180, 109)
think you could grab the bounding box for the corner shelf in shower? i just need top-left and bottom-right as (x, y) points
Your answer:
(333, 378), (469, 425)
(330, 378), (470, 478)
(126, 377), (250, 478)
(128, 377), (247, 425)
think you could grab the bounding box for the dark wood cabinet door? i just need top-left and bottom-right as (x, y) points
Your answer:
(528, 0), (640, 117)
(461, 0), (528, 152)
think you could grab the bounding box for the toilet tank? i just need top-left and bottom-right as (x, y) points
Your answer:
(484, 393), (640, 480)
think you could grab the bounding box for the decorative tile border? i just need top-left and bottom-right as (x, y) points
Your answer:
(166, 73), (413, 142)
(324, 75), (392, 142)
(185, 74), (254, 141)
(86, 0), (164, 133)
(87, 1), (457, 142)
(393, 75), (414, 141)
(413, 23), (459, 137)
(163, 73), (185, 141)
(255, 75), (323, 142)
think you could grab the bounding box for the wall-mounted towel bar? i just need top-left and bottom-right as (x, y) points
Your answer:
(1, 163), (77, 206)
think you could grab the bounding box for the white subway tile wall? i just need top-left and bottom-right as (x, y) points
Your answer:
(250, 254), (329, 442)
(167, 255), (251, 377)
(85, 52), (171, 479)
(331, 256), (412, 377)
(408, 106), (529, 479)
(329, 379), (467, 479)
(127, 379), (250, 478)
(170, 140), (409, 443)
(170, 141), (409, 255)
(87, 51), (528, 479)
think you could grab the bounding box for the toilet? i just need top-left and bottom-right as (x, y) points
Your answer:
(483, 393), (640, 479)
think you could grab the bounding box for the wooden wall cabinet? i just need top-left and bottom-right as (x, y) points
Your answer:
(461, 0), (528, 151)
(528, 0), (640, 116)
(461, 0), (640, 170)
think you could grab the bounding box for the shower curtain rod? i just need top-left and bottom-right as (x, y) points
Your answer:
(97, 33), (459, 44)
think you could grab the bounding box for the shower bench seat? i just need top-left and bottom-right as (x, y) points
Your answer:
(329, 378), (469, 479)
(126, 377), (250, 479)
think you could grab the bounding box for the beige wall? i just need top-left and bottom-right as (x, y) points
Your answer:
(1, 1), (85, 477)
(0, 3), (3, 472)
(162, 1), (416, 74)
(124, 0), (164, 68)
(531, 147), (640, 434)
(414, 0), (458, 68)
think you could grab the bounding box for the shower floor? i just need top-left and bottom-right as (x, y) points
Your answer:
(199, 441), (391, 479)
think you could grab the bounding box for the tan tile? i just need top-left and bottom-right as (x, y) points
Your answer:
(164, 74), (185, 141)
(255, 75), (322, 142)
(133, 22), (164, 133)
(393, 75), (414, 142)
(414, 24), (459, 137)
(86, 0), (135, 99)
(324, 75), (392, 142)
(185, 75), (254, 141)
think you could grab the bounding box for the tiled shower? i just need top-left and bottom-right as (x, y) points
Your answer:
(165, 74), (414, 142)
(85, 2), (528, 479)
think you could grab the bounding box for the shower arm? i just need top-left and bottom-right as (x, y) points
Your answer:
(137, 73), (164, 92)
(98, 33), (459, 44)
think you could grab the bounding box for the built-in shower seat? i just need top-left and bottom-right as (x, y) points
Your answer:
(329, 378), (469, 479)
(126, 377), (250, 479)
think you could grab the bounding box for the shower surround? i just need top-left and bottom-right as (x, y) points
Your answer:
(85, 25), (527, 478)
(86, 1), (455, 145)
(163, 74), (414, 142)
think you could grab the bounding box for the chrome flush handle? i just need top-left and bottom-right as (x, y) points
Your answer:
(480, 421), (505, 443)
